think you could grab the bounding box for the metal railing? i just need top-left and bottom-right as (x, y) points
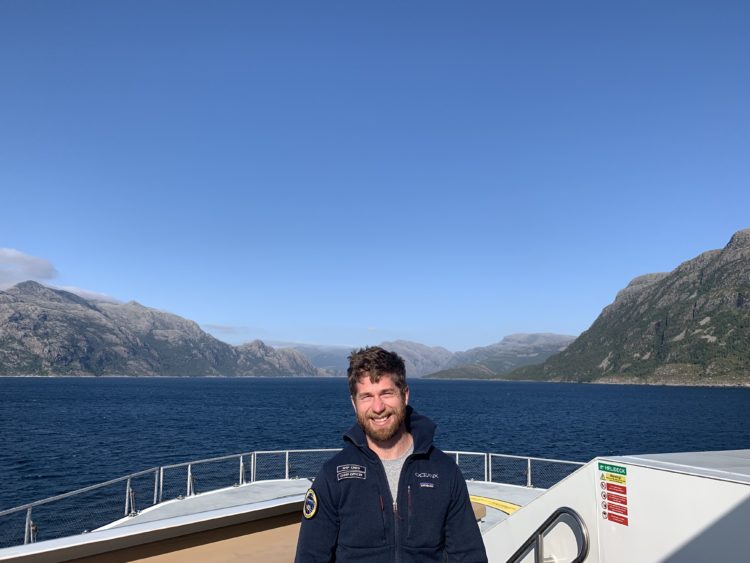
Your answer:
(446, 451), (584, 488)
(507, 506), (589, 563)
(0, 467), (159, 549)
(0, 449), (582, 549)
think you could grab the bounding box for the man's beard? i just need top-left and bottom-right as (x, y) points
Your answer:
(358, 402), (407, 443)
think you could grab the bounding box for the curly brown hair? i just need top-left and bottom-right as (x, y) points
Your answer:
(347, 346), (407, 398)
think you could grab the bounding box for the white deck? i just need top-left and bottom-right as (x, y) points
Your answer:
(103, 479), (314, 529)
(104, 477), (544, 534)
(0, 476), (546, 561)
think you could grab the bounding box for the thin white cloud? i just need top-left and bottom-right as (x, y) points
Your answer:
(203, 324), (244, 334)
(0, 248), (58, 289)
(55, 285), (120, 303)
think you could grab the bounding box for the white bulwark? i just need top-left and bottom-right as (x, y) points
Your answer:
(483, 449), (750, 562)
(2, 449), (750, 561)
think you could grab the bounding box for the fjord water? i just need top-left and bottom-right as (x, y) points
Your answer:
(1, 377), (749, 511)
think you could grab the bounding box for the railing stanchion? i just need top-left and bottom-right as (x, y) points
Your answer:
(187, 464), (193, 496)
(527, 458), (533, 487)
(488, 454), (493, 482)
(23, 508), (32, 545)
(535, 530), (544, 563)
(455, 452), (459, 464)
(484, 453), (488, 481)
(159, 467), (164, 502)
(153, 468), (159, 505)
(285, 451), (290, 480)
(124, 478), (131, 516)
(251, 452), (256, 483)
(239, 455), (245, 485)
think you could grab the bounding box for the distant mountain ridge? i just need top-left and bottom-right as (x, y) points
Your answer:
(380, 340), (454, 377)
(285, 335), (576, 378)
(511, 229), (750, 384)
(0, 281), (317, 376)
(426, 333), (576, 379)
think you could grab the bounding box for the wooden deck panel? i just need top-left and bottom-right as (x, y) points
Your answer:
(71, 512), (302, 563)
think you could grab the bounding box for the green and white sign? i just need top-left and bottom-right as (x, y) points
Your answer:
(599, 462), (627, 476)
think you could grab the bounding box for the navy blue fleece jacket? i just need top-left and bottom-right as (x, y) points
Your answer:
(295, 407), (488, 562)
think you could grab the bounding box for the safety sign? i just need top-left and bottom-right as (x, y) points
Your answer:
(598, 462), (629, 526)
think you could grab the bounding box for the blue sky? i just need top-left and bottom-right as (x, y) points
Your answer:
(1, 1), (748, 351)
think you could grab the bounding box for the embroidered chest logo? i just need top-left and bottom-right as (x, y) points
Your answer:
(337, 464), (366, 481)
(415, 472), (438, 489)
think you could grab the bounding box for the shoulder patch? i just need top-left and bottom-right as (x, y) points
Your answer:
(303, 488), (318, 519)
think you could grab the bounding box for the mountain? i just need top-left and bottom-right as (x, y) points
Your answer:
(380, 340), (454, 378)
(0, 281), (318, 376)
(286, 340), (453, 378)
(276, 343), (353, 376)
(286, 336), (577, 378)
(285, 340), (455, 378)
(512, 229), (750, 384)
(427, 333), (576, 379)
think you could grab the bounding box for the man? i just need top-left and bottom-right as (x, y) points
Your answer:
(295, 346), (488, 562)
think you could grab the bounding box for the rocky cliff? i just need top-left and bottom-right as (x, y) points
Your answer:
(513, 229), (750, 384)
(0, 281), (318, 376)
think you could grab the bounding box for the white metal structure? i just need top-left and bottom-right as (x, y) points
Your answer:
(485, 449), (750, 562)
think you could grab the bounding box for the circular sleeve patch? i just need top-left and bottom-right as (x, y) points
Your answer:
(303, 488), (318, 519)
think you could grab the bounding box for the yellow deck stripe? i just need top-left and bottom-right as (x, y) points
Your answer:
(470, 495), (522, 515)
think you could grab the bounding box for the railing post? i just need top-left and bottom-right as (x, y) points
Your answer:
(23, 508), (32, 545)
(153, 468), (159, 505)
(455, 452), (459, 465)
(285, 451), (290, 480)
(484, 453), (489, 482)
(488, 454), (493, 482)
(124, 478), (132, 516)
(527, 458), (533, 488)
(239, 455), (245, 485)
(159, 467), (164, 502)
(535, 530), (544, 563)
(251, 452), (256, 483)
(187, 464), (193, 496)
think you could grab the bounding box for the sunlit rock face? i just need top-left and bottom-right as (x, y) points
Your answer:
(0, 281), (317, 377)
(519, 229), (750, 385)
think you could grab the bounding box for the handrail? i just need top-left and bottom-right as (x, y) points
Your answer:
(161, 452), (254, 470)
(506, 506), (589, 563)
(0, 448), (583, 548)
(0, 467), (159, 518)
(0, 450), (580, 518)
(489, 453), (586, 465)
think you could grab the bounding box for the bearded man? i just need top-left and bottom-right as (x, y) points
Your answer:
(295, 346), (487, 562)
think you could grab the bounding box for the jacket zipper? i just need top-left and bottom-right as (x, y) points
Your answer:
(393, 455), (415, 562)
(393, 497), (400, 563)
(407, 485), (412, 537)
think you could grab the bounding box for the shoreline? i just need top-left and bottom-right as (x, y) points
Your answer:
(2, 374), (748, 389)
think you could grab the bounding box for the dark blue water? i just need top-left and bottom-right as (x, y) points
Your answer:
(1, 377), (749, 512)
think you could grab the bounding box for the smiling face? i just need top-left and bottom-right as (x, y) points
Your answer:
(352, 373), (409, 444)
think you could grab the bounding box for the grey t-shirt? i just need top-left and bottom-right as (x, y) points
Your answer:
(380, 441), (414, 504)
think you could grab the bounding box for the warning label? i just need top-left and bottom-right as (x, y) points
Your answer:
(606, 492), (627, 505)
(607, 502), (628, 516)
(605, 483), (627, 494)
(602, 473), (627, 484)
(607, 513), (629, 526)
(599, 462), (630, 526)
